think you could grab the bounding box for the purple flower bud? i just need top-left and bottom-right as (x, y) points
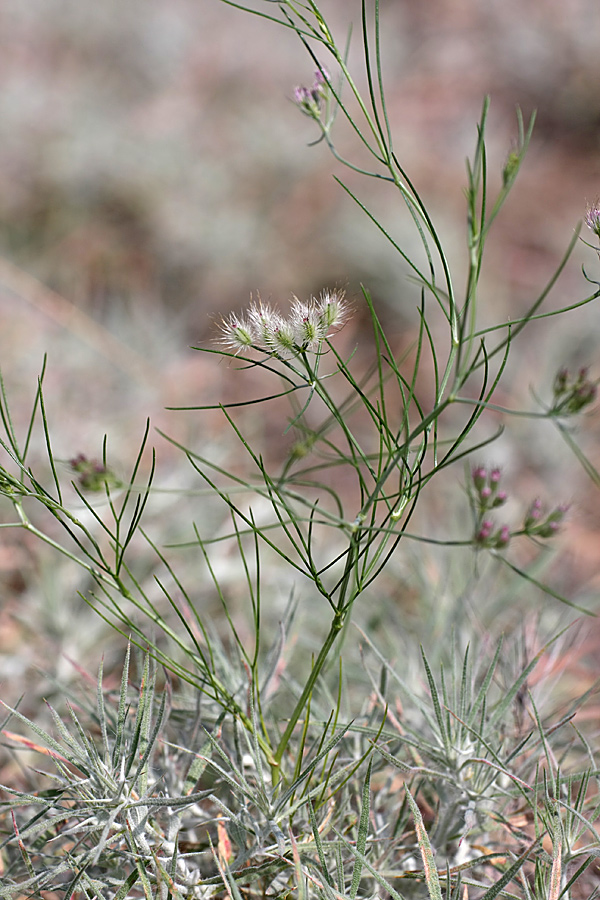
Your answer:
(472, 466), (487, 491)
(495, 525), (510, 547)
(294, 70), (329, 119)
(476, 520), (493, 543)
(294, 86), (311, 105)
(529, 498), (542, 519)
(480, 486), (492, 501)
(489, 468), (501, 484)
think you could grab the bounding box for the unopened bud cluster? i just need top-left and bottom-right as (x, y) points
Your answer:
(551, 366), (597, 415)
(294, 69), (330, 120)
(523, 498), (569, 539)
(218, 290), (348, 359)
(469, 466), (568, 550)
(70, 453), (120, 492)
(471, 466), (510, 549)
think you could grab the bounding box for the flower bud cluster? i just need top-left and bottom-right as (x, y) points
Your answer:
(293, 68), (330, 120)
(470, 466), (510, 549)
(70, 453), (120, 492)
(551, 366), (597, 415)
(522, 498), (569, 539)
(218, 290), (348, 358)
(475, 519), (510, 549)
(469, 465), (569, 550)
(471, 466), (507, 514)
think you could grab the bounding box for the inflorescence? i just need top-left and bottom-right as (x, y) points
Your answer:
(217, 290), (348, 359)
(69, 453), (121, 492)
(551, 366), (597, 416)
(470, 465), (568, 550)
(585, 201), (600, 238)
(293, 68), (330, 121)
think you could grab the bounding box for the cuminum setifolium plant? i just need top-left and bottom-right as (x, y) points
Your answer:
(2, 1), (600, 897)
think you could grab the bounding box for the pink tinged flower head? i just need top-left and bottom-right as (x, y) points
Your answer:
(585, 202), (600, 237)
(294, 86), (311, 105)
(293, 83), (321, 118)
(293, 67), (330, 119)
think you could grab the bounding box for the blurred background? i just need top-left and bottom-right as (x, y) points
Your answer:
(1, 0), (600, 714)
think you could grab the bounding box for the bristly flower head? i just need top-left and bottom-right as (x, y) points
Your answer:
(218, 310), (256, 355)
(217, 290), (348, 359)
(290, 289), (348, 350)
(585, 200), (600, 238)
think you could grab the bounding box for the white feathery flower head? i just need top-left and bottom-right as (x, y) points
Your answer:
(316, 289), (348, 330)
(290, 297), (323, 349)
(291, 289), (347, 349)
(218, 311), (255, 355)
(247, 299), (280, 350)
(269, 317), (297, 357)
(216, 289), (349, 358)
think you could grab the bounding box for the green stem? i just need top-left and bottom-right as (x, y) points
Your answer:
(273, 608), (345, 771)
(272, 525), (361, 776)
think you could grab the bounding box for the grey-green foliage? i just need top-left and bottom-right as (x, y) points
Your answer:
(2, 633), (600, 898)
